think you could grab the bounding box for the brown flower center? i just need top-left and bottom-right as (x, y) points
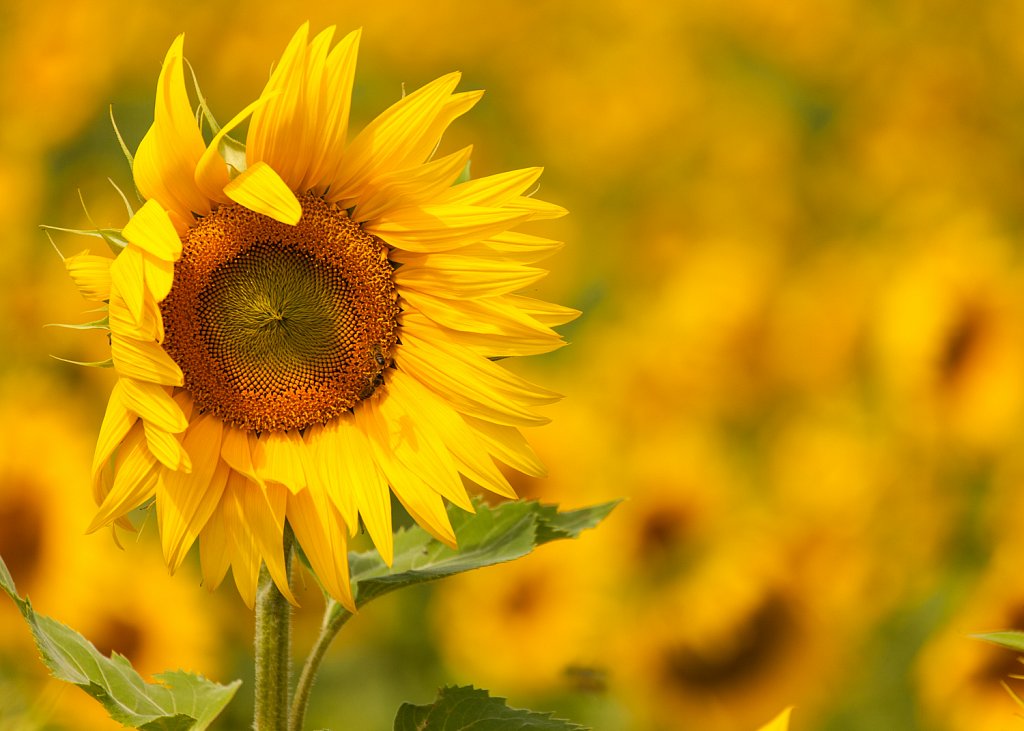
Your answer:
(161, 194), (399, 432)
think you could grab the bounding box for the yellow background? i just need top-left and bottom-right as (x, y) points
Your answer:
(3, 1), (1024, 729)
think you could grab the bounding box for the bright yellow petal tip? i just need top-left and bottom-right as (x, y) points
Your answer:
(758, 708), (793, 731)
(223, 161), (302, 225)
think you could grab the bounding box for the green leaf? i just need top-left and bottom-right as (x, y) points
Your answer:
(394, 686), (588, 731)
(0, 553), (240, 730)
(332, 500), (615, 619)
(974, 630), (1024, 652)
(534, 503), (617, 543)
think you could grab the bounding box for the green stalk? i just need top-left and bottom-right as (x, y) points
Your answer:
(289, 599), (353, 731)
(254, 530), (294, 731)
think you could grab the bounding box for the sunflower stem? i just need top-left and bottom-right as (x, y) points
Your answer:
(289, 598), (353, 731)
(254, 529), (294, 731)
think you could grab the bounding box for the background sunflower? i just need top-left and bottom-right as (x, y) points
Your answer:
(6, 1), (1024, 730)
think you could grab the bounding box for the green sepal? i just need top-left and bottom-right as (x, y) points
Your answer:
(187, 59), (221, 135)
(455, 160), (472, 185)
(50, 355), (114, 368)
(184, 58), (248, 175)
(0, 553), (241, 730)
(394, 686), (588, 731)
(41, 224), (128, 254)
(109, 176), (137, 218)
(109, 105), (135, 169)
(219, 134), (248, 176)
(974, 631), (1024, 652)
(44, 316), (110, 331)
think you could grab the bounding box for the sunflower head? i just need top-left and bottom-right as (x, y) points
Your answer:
(59, 24), (576, 611)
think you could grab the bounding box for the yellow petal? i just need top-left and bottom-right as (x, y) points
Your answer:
(392, 487), (457, 550)
(310, 416), (385, 541)
(91, 383), (138, 494)
(443, 231), (564, 265)
(386, 369), (514, 498)
(172, 388), (195, 420)
(507, 295), (581, 327)
(504, 195), (568, 221)
(142, 253), (175, 302)
(221, 425), (264, 487)
(287, 487), (355, 611)
(109, 290), (164, 343)
(439, 167), (543, 206)
(346, 406), (398, 563)
(433, 327), (565, 359)
(110, 333), (183, 386)
(303, 28), (360, 191)
(758, 708), (793, 731)
(109, 246), (147, 325)
(200, 497), (232, 591)
(462, 415), (547, 477)
(398, 306), (564, 359)
(414, 89), (483, 163)
(64, 250), (112, 302)
(245, 23), (313, 189)
(223, 161), (301, 225)
(328, 73), (463, 203)
(194, 93), (277, 201)
(252, 430), (307, 492)
(443, 165), (566, 218)
(365, 204), (530, 253)
(374, 378), (472, 511)
(352, 146), (473, 223)
(144, 420), (191, 472)
(120, 199), (182, 262)
(354, 398), (457, 549)
(88, 423), (157, 532)
(119, 378), (189, 433)
(393, 254), (546, 300)
(219, 473), (296, 607)
(306, 423), (353, 534)
(157, 413), (227, 571)
(402, 319), (561, 407)
(399, 289), (557, 338)
(133, 35), (211, 221)
(395, 325), (559, 426)
(242, 480), (294, 605)
(222, 474), (262, 608)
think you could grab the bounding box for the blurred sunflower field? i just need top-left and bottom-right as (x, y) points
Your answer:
(6, 0), (1024, 729)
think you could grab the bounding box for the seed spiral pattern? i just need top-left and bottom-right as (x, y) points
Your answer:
(160, 193), (399, 432)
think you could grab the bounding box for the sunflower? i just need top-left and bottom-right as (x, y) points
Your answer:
(61, 24), (574, 611)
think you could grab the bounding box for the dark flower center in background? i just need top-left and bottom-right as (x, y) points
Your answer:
(660, 593), (793, 691)
(92, 616), (145, 663)
(0, 481), (44, 587)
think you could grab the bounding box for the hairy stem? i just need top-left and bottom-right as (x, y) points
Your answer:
(289, 598), (353, 731)
(254, 530), (294, 731)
